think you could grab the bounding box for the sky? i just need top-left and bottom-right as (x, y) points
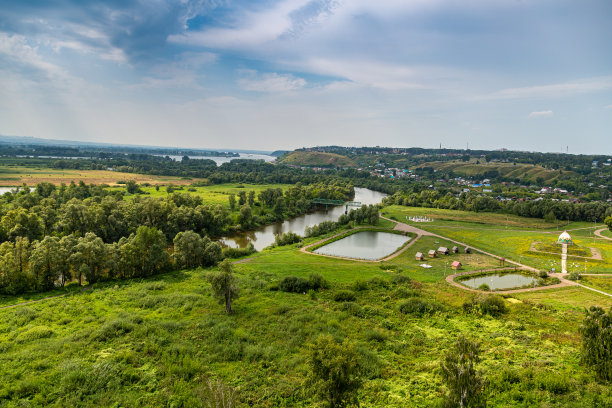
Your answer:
(0, 0), (610, 154)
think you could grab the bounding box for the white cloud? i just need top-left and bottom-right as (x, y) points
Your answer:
(606, 105), (612, 109)
(0, 33), (65, 78)
(528, 110), (553, 118)
(238, 71), (306, 92)
(481, 77), (612, 100)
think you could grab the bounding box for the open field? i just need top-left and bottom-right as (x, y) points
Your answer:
(418, 159), (574, 183)
(0, 166), (200, 186)
(580, 276), (612, 294)
(278, 151), (357, 167)
(383, 206), (612, 274)
(601, 229), (612, 239)
(1, 237), (610, 406)
(107, 183), (293, 207)
(382, 205), (591, 231)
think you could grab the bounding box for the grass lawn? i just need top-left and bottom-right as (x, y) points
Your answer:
(1, 242), (610, 407)
(580, 276), (612, 294)
(0, 166), (200, 186)
(600, 229), (612, 239)
(108, 183), (293, 207)
(382, 205), (589, 231)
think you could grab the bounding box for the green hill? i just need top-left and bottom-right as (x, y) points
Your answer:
(279, 151), (357, 167)
(418, 160), (573, 183)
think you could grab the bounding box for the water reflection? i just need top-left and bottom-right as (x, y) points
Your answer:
(220, 187), (387, 250)
(313, 231), (410, 260)
(460, 273), (538, 290)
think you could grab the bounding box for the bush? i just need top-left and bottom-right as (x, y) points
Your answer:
(580, 306), (612, 381)
(398, 298), (444, 316)
(568, 272), (582, 281)
(393, 288), (419, 299)
(279, 274), (329, 293)
(351, 280), (369, 292)
(539, 270), (548, 279)
(222, 243), (256, 259)
(273, 232), (302, 246)
(477, 283), (491, 291)
(341, 302), (364, 317)
(479, 296), (508, 317)
(365, 329), (388, 343)
(333, 290), (357, 302)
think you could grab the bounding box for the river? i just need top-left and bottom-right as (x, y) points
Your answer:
(220, 187), (387, 251)
(156, 153), (275, 166)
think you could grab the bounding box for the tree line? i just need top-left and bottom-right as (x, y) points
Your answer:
(384, 190), (612, 222)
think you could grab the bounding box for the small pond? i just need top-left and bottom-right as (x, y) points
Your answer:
(313, 231), (410, 260)
(459, 273), (538, 291)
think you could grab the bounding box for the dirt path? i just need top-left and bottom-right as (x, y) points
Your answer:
(595, 228), (612, 241)
(0, 287), (91, 310)
(381, 216), (539, 272)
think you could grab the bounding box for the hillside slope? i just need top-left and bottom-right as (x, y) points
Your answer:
(279, 151), (357, 167)
(419, 160), (573, 183)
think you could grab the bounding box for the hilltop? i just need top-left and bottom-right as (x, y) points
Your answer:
(278, 150), (357, 167)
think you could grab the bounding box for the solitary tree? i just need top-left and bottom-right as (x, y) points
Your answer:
(440, 336), (487, 408)
(580, 306), (612, 381)
(605, 215), (612, 232)
(207, 259), (239, 314)
(247, 190), (255, 207)
(307, 334), (364, 408)
(228, 194), (236, 211)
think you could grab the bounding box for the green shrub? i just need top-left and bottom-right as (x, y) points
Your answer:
(333, 290), (357, 302)
(568, 272), (582, 281)
(96, 317), (138, 341)
(539, 270), (548, 279)
(279, 274), (329, 293)
(536, 373), (570, 394)
(341, 302), (364, 317)
(390, 274), (411, 285)
(398, 298), (444, 316)
(477, 283), (490, 291)
(351, 280), (369, 291)
(479, 296), (508, 317)
(279, 276), (310, 293)
(15, 326), (54, 343)
(274, 232), (302, 246)
(393, 288), (419, 299)
(365, 329), (388, 343)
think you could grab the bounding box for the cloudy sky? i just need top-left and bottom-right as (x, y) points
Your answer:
(0, 0), (610, 153)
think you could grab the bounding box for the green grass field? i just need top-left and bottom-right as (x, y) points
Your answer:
(107, 183), (293, 207)
(1, 239), (610, 406)
(1, 195), (611, 406)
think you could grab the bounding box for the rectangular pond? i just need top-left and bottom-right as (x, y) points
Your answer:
(313, 231), (411, 260)
(459, 273), (538, 290)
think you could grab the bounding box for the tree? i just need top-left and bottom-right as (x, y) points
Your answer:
(129, 226), (171, 277)
(238, 191), (247, 206)
(605, 215), (612, 232)
(207, 259), (238, 314)
(173, 230), (205, 269)
(440, 336), (486, 408)
(580, 306), (612, 381)
(71, 233), (107, 284)
(29, 236), (63, 291)
(238, 205), (253, 229)
(126, 180), (141, 194)
(307, 334), (364, 408)
(247, 190), (255, 207)
(228, 194), (236, 211)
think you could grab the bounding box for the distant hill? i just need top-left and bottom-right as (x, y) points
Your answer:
(270, 150), (290, 157)
(418, 160), (574, 183)
(279, 151), (357, 167)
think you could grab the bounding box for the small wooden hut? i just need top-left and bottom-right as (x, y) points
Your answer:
(438, 246), (449, 255)
(428, 249), (437, 258)
(465, 247), (471, 254)
(415, 252), (424, 261)
(451, 261), (462, 270)
(452, 246), (459, 254)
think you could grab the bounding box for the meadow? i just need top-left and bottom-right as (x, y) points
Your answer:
(1, 198), (611, 407)
(1, 224), (611, 407)
(0, 166), (198, 186)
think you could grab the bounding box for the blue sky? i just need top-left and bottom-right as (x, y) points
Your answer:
(0, 0), (610, 153)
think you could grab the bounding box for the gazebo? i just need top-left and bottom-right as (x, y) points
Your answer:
(438, 247), (449, 255)
(557, 231), (573, 245)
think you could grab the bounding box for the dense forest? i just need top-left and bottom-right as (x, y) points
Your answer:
(0, 180), (355, 295)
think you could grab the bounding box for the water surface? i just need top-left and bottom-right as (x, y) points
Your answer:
(220, 187), (387, 250)
(460, 273), (538, 290)
(313, 231), (410, 260)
